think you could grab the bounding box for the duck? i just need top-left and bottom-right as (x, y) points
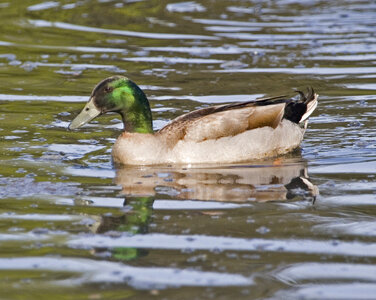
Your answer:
(69, 75), (318, 165)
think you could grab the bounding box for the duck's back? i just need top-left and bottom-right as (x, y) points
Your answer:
(157, 101), (287, 145)
(158, 88), (317, 143)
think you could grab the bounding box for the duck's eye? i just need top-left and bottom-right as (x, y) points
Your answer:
(104, 86), (113, 93)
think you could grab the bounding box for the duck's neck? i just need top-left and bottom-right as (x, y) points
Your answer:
(118, 82), (153, 134)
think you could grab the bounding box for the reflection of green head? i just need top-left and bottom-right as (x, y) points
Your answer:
(69, 76), (153, 133)
(118, 196), (154, 234)
(113, 196), (154, 261)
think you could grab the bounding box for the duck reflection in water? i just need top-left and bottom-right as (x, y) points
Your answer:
(114, 158), (318, 204)
(87, 158), (318, 260)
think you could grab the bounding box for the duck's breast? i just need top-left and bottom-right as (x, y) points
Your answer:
(112, 132), (166, 165)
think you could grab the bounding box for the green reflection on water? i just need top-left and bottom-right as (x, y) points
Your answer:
(114, 196), (154, 261)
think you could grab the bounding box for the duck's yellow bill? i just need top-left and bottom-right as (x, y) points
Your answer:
(69, 98), (101, 130)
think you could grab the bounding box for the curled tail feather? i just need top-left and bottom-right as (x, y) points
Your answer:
(283, 87), (318, 124)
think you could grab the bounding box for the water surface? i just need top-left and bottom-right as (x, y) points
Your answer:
(0, 0), (375, 299)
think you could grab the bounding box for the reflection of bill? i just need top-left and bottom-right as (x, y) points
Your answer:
(115, 159), (318, 203)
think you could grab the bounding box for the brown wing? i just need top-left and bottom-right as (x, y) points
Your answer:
(157, 99), (286, 146)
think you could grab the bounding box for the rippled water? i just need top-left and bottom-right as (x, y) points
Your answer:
(0, 0), (375, 299)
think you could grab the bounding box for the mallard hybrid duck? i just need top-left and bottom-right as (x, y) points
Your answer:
(69, 76), (318, 165)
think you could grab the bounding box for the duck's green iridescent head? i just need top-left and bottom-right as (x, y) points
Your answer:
(69, 76), (153, 133)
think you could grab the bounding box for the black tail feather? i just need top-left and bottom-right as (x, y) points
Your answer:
(283, 87), (317, 123)
(307, 87), (315, 103)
